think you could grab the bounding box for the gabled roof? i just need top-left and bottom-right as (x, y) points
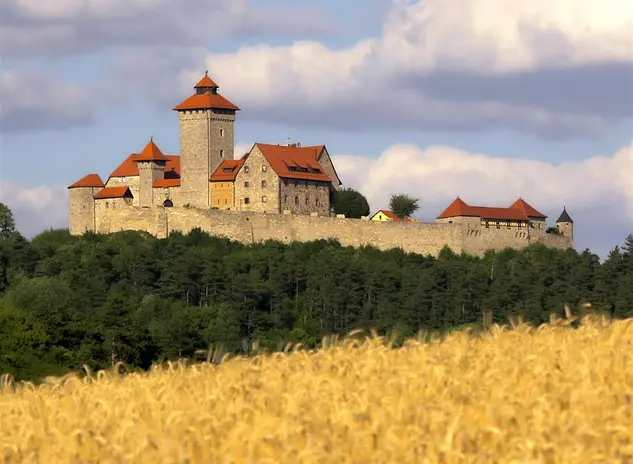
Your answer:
(371, 210), (411, 222)
(437, 197), (530, 221)
(94, 186), (133, 200)
(509, 198), (547, 218)
(556, 207), (573, 223)
(173, 92), (240, 111)
(134, 139), (169, 163)
(255, 143), (333, 182)
(210, 159), (246, 181)
(68, 174), (104, 189)
(110, 154), (180, 178)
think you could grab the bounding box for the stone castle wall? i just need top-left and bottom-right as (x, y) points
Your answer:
(93, 206), (572, 256)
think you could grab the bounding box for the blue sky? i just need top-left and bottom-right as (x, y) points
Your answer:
(0, 0), (632, 258)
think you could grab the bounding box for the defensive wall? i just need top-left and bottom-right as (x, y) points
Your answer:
(94, 206), (573, 257)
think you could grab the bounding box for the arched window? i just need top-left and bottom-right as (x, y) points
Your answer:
(295, 196), (299, 205)
(163, 199), (174, 207)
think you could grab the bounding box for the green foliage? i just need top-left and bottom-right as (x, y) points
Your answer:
(332, 187), (370, 218)
(0, 202), (631, 382)
(546, 226), (562, 235)
(388, 194), (420, 219)
(0, 202), (16, 240)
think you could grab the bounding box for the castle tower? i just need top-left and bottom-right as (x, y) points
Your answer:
(173, 71), (240, 207)
(134, 138), (168, 207)
(67, 174), (105, 234)
(556, 207), (574, 241)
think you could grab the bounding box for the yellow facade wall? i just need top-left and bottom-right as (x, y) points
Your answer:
(210, 181), (235, 210)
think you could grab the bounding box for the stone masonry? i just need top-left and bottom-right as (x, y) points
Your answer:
(178, 109), (235, 208)
(233, 146), (281, 213)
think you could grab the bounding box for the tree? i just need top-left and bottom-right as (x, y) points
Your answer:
(389, 194), (419, 219)
(0, 203), (16, 240)
(332, 188), (370, 218)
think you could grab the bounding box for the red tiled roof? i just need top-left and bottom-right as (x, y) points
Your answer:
(134, 139), (169, 163)
(437, 197), (530, 221)
(210, 159), (245, 181)
(509, 198), (547, 218)
(94, 186), (133, 200)
(68, 173), (104, 189)
(255, 143), (333, 182)
(195, 74), (218, 88)
(153, 179), (181, 188)
(110, 154), (180, 178)
(173, 92), (240, 111)
(374, 210), (411, 222)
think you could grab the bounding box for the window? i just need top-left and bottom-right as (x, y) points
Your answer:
(261, 180), (267, 188)
(262, 165), (267, 172)
(507, 222), (511, 229)
(244, 197), (250, 204)
(284, 195), (288, 203)
(163, 199), (173, 207)
(485, 221), (489, 228)
(244, 166), (250, 173)
(220, 149), (224, 158)
(244, 181), (250, 188)
(295, 196), (299, 205)
(496, 221), (500, 229)
(105, 202), (109, 209)
(262, 195), (267, 203)
(518, 222), (523, 229)
(305, 196), (309, 205)
(224, 198), (227, 205)
(220, 128), (224, 137)
(316, 198), (320, 206)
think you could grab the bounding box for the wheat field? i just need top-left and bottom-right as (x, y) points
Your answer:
(1, 315), (632, 463)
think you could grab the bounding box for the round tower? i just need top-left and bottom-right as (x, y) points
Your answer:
(556, 207), (574, 240)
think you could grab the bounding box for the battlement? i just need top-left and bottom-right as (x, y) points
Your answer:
(93, 206), (572, 257)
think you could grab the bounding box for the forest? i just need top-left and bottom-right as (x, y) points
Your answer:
(1, 202), (632, 381)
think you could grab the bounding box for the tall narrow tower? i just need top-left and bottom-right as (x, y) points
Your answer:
(173, 71), (240, 207)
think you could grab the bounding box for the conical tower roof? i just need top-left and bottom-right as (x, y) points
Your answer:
(134, 138), (169, 162)
(556, 207), (573, 223)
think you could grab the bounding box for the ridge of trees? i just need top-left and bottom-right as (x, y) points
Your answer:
(0, 203), (632, 381)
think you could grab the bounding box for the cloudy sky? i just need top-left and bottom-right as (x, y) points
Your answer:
(0, 0), (632, 258)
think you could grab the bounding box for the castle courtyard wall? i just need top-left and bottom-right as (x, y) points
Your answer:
(92, 206), (570, 257)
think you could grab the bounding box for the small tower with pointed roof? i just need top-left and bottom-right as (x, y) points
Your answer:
(556, 207), (574, 242)
(135, 138), (168, 207)
(173, 71), (240, 207)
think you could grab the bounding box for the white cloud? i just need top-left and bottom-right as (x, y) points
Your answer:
(2, 143), (630, 257)
(0, 181), (68, 237)
(164, 0), (633, 136)
(378, 0), (633, 73)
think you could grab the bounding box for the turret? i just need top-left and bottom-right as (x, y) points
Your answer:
(556, 207), (574, 242)
(134, 138), (167, 207)
(68, 174), (104, 234)
(173, 70), (240, 208)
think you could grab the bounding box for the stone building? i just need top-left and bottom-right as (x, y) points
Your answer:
(435, 196), (573, 241)
(68, 72), (342, 234)
(67, 71), (574, 256)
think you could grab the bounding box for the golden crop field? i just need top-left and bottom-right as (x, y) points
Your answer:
(1, 315), (632, 464)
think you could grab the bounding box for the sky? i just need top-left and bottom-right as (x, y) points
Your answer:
(0, 0), (632, 259)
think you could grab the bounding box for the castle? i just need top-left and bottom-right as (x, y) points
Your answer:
(68, 72), (574, 257)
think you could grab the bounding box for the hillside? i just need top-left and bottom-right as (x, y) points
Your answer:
(0, 203), (632, 382)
